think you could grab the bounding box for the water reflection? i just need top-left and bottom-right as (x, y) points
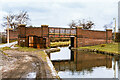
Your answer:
(49, 47), (120, 78)
(118, 58), (120, 79)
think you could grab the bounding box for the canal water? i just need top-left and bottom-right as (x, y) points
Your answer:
(49, 47), (120, 79)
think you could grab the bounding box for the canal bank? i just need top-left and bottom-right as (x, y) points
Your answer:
(72, 42), (120, 56)
(0, 46), (59, 79)
(49, 46), (120, 79)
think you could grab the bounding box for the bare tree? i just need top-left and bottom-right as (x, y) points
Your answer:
(68, 20), (77, 28)
(68, 19), (94, 29)
(2, 11), (30, 29)
(84, 21), (94, 29)
(103, 25), (108, 30)
(103, 22), (113, 30)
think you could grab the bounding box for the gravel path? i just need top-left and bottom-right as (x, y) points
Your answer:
(0, 50), (56, 79)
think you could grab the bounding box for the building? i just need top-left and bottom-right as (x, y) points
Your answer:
(0, 32), (7, 43)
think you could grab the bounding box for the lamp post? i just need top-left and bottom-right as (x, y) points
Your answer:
(7, 16), (9, 44)
(113, 18), (116, 40)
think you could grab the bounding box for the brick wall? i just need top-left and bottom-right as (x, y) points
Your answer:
(77, 28), (107, 39)
(17, 25), (112, 48)
(18, 25), (49, 48)
(9, 30), (18, 40)
(77, 38), (112, 47)
(26, 27), (42, 37)
(76, 27), (112, 47)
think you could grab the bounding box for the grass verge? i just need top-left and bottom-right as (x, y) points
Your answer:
(15, 47), (38, 52)
(0, 44), (38, 52)
(35, 51), (47, 62)
(45, 48), (60, 54)
(78, 43), (120, 54)
(0, 47), (11, 51)
(0, 43), (5, 45)
(50, 41), (70, 48)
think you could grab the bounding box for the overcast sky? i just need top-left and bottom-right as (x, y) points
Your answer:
(0, 0), (119, 32)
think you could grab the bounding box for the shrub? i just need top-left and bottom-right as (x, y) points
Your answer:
(46, 47), (50, 49)
(101, 44), (106, 47)
(14, 44), (20, 47)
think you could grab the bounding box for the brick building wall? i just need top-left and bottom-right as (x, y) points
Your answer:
(17, 24), (49, 47)
(9, 30), (18, 40)
(76, 27), (112, 47)
(26, 27), (42, 37)
(16, 24), (112, 48)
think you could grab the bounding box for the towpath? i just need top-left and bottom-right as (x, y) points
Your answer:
(0, 48), (58, 79)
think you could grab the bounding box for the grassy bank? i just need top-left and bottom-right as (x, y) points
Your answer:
(0, 45), (48, 62)
(78, 43), (120, 55)
(0, 46), (38, 52)
(50, 41), (70, 48)
(0, 43), (5, 45)
(45, 48), (60, 54)
(0, 46), (38, 56)
(50, 38), (70, 42)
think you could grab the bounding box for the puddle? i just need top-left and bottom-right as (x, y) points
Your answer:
(26, 72), (36, 78)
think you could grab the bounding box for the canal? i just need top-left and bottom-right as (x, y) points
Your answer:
(49, 47), (120, 79)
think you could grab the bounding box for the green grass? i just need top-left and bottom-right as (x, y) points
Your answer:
(0, 43), (5, 45)
(45, 48), (60, 54)
(15, 47), (38, 52)
(0, 47), (11, 56)
(35, 51), (47, 61)
(10, 40), (17, 43)
(14, 44), (20, 47)
(50, 41), (70, 47)
(0, 45), (38, 52)
(0, 47), (11, 51)
(12, 44), (38, 52)
(79, 43), (119, 54)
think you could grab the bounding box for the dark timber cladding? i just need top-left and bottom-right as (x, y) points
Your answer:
(17, 24), (112, 49)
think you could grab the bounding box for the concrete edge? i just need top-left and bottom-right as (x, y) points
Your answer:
(74, 48), (120, 56)
(0, 51), (3, 80)
(45, 48), (60, 54)
(43, 50), (59, 78)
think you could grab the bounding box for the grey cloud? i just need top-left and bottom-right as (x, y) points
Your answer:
(59, 2), (85, 9)
(0, 0), (119, 31)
